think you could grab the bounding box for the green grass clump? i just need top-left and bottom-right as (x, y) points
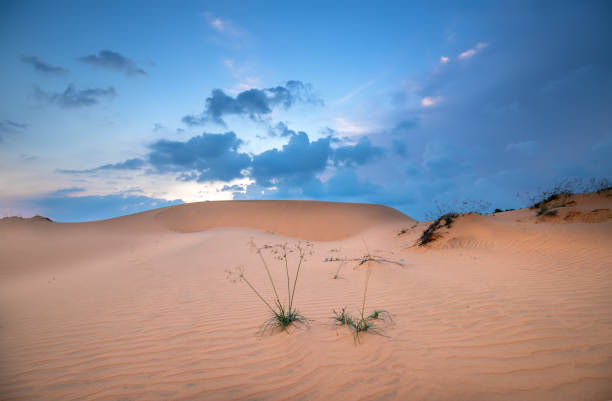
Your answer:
(332, 269), (393, 343)
(228, 240), (313, 334)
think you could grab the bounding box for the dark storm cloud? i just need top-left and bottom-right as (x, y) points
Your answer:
(35, 84), (116, 108)
(251, 131), (331, 186)
(332, 137), (385, 167)
(79, 50), (147, 76)
(20, 55), (69, 75)
(182, 80), (320, 126)
(147, 132), (250, 182)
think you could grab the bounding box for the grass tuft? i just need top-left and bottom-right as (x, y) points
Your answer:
(227, 240), (313, 335)
(332, 268), (393, 344)
(367, 309), (393, 322)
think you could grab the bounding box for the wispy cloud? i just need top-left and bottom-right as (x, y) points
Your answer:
(458, 42), (488, 60)
(0, 119), (28, 142)
(35, 84), (116, 108)
(335, 79), (377, 104)
(203, 12), (247, 39)
(221, 58), (261, 94)
(440, 56), (450, 64)
(202, 12), (250, 49)
(79, 50), (147, 76)
(59, 158), (145, 174)
(20, 55), (69, 75)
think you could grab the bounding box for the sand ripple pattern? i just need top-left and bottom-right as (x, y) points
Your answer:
(1, 209), (611, 400)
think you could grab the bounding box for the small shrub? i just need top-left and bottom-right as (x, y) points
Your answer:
(519, 178), (612, 210)
(417, 212), (458, 246)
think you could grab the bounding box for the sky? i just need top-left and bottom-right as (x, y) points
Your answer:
(0, 0), (611, 221)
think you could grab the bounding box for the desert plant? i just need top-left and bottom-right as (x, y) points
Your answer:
(333, 307), (351, 325)
(518, 177), (611, 209)
(417, 212), (458, 246)
(424, 199), (491, 221)
(324, 238), (404, 272)
(332, 269), (392, 343)
(227, 240), (313, 334)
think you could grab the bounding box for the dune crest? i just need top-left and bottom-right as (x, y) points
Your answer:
(153, 200), (414, 241)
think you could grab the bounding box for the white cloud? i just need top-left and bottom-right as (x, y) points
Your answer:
(202, 12), (248, 44)
(421, 96), (441, 107)
(210, 18), (224, 32)
(458, 42), (488, 60)
(440, 56), (450, 64)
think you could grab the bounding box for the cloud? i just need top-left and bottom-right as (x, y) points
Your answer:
(34, 84), (116, 108)
(322, 170), (380, 198)
(393, 119), (419, 131)
(392, 139), (407, 156)
(421, 96), (441, 107)
(79, 50), (147, 76)
(0, 119), (27, 133)
(440, 56), (450, 64)
(458, 42), (488, 60)
(251, 132), (331, 187)
(267, 121), (298, 137)
(0, 119), (27, 143)
(27, 188), (182, 222)
(203, 12), (246, 38)
(332, 137), (385, 167)
(20, 55), (69, 75)
(182, 80), (320, 126)
(59, 158), (146, 174)
(148, 132), (250, 182)
(220, 184), (245, 192)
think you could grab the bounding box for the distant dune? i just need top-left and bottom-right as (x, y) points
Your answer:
(1, 195), (611, 400)
(154, 200), (414, 240)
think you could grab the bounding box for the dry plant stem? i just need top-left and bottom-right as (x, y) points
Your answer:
(257, 249), (283, 312)
(240, 274), (277, 315)
(289, 250), (304, 312)
(282, 245), (291, 310)
(361, 268), (371, 319)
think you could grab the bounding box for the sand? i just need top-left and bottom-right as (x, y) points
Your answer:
(1, 196), (611, 400)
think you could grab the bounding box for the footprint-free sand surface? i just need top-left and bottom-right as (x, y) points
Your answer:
(1, 196), (611, 400)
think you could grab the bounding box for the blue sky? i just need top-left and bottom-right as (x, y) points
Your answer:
(1, 0), (610, 221)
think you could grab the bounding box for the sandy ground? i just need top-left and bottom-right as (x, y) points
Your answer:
(1, 196), (611, 400)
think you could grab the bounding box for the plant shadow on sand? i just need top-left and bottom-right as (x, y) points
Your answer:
(227, 239), (314, 335)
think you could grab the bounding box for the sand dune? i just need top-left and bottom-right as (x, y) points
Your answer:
(1, 196), (611, 400)
(154, 200), (414, 240)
